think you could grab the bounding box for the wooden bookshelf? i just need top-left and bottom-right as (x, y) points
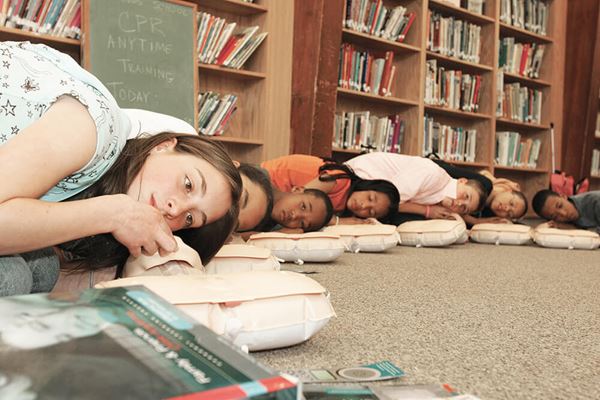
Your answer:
(193, 0), (293, 163)
(0, 0), (293, 164)
(0, 26), (80, 60)
(291, 0), (566, 213)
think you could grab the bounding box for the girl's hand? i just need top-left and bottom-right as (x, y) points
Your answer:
(487, 217), (512, 224)
(428, 205), (453, 219)
(339, 216), (375, 225)
(109, 194), (177, 257)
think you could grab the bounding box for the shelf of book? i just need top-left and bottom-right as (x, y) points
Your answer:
(493, 165), (547, 173)
(499, 22), (553, 44)
(424, 105), (492, 120)
(591, 175), (600, 180)
(199, 63), (266, 80)
(496, 118), (551, 131)
(338, 87), (419, 107)
(446, 160), (490, 168)
(428, 0), (495, 24)
(426, 51), (493, 73)
(502, 71), (551, 88)
(342, 29), (421, 54)
(0, 26), (80, 56)
(196, 0), (293, 162)
(292, 0), (565, 201)
(193, 0), (267, 15)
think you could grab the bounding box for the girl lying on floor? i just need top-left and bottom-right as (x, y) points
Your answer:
(0, 41), (242, 296)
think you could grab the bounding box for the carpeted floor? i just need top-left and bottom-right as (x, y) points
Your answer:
(253, 242), (600, 400)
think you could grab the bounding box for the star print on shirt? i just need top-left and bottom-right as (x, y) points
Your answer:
(97, 99), (110, 111)
(11, 126), (19, 135)
(0, 48), (11, 58)
(0, 134), (6, 142)
(21, 78), (40, 92)
(2, 61), (9, 68)
(1, 99), (16, 116)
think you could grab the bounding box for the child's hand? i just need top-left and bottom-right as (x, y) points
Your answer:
(279, 227), (304, 234)
(487, 217), (512, 224)
(428, 205), (453, 219)
(110, 194), (177, 258)
(339, 217), (375, 225)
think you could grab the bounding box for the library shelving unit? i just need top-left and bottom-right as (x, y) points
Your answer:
(0, 0), (294, 164)
(193, 0), (293, 163)
(315, 0), (566, 212)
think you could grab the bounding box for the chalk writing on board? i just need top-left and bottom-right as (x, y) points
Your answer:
(86, 0), (195, 123)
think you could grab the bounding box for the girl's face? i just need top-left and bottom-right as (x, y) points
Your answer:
(346, 190), (391, 219)
(127, 139), (231, 231)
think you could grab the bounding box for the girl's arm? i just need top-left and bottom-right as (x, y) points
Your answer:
(398, 202), (453, 219)
(462, 215), (512, 226)
(0, 97), (175, 257)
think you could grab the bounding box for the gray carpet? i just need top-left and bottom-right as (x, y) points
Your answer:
(253, 242), (600, 400)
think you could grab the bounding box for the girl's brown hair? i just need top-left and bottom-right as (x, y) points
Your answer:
(59, 133), (241, 273)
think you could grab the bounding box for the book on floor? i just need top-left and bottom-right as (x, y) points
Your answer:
(0, 286), (297, 400)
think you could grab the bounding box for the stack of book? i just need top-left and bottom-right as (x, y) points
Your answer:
(343, 0), (416, 43)
(500, 0), (548, 35)
(499, 37), (545, 78)
(197, 92), (237, 136)
(591, 149), (600, 177)
(196, 12), (267, 69)
(499, 82), (542, 123)
(423, 115), (477, 162)
(425, 59), (482, 112)
(427, 11), (482, 64)
(496, 131), (541, 168)
(338, 44), (396, 97)
(0, 0), (81, 39)
(333, 111), (404, 154)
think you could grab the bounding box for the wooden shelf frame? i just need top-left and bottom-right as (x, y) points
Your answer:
(198, 63), (266, 80)
(341, 29), (421, 54)
(191, 0), (267, 15)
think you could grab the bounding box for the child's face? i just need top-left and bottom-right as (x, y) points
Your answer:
(127, 139), (231, 231)
(490, 191), (526, 219)
(346, 190), (391, 219)
(440, 180), (480, 214)
(540, 195), (579, 222)
(272, 192), (327, 231)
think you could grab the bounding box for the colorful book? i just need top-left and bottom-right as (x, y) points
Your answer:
(0, 286), (297, 399)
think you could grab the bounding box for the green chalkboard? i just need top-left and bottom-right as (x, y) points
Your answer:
(83, 0), (197, 126)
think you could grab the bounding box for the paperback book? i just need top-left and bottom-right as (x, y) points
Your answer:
(0, 286), (297, 399)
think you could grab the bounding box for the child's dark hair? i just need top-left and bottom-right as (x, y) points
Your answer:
(466, 179), (487, 212)
(318, 160), (400, 222)
(532, 189), (558, 218)
(304, 188), (334, 231)
(237, 164), (274, 232)
(341, 179), (400, 223)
